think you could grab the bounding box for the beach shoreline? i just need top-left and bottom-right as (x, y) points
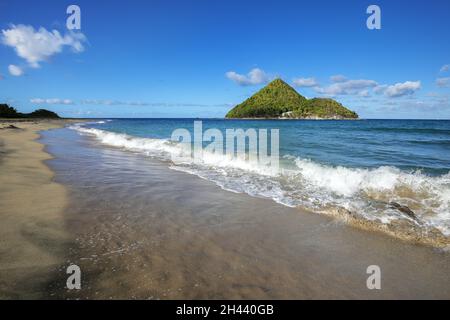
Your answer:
(1, 120), (449, 299)
(45, 126), (450, 299)
(0, 119), (80, 298)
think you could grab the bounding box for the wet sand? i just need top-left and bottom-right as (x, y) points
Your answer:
(0, 120), (77, 298)
(42, 128), (450, 300)
(1, 122), (449, 299)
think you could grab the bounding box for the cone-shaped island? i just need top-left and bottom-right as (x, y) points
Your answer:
(226, 79), (358, 119)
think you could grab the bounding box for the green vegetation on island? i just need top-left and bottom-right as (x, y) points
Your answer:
(291, 98), (358, 119)
(0, 103), (60, 119)
(226, 79), (307, 118)
(226, 79), (358, 119)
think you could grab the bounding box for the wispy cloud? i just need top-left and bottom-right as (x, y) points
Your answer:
(373, 84), (388, 94)
(311, 76), (421, 99)
(29, 98), (232, 108)
(440, 64), (450, 73)
(292, 77), (319, 87)
(436, 77), (450, 88)
(225, 68), (272, 86)
(314, 79), (378, 96)
(330, 75), (347, 83)
(30, 98), (74, 105)
(80, 99), (231, 107)
(8, 64), (23, 76)
(1, 24), (86, 68)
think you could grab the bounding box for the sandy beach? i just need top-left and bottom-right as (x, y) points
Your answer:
(49, 126), (450, 299)
(0, 120), (75, 298)
(1, 120), (449, 299)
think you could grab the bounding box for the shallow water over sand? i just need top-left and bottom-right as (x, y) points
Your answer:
(71, 119), (450, 241)
(42, 128), (450, 299)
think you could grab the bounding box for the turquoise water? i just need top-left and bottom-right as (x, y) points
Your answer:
(71, 119), (450, 236)
(88, 119), (450, 174)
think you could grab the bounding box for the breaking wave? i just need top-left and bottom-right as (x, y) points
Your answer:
(70, 122), (450, 244)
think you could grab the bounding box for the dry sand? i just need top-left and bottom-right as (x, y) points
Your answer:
(0, 119), (75, 298)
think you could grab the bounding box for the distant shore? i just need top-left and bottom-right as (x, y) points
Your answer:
(0, 119), (80, 298)
(0, 118), (88, 123)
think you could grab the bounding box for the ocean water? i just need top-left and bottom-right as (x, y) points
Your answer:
(70, 119), (450, 237)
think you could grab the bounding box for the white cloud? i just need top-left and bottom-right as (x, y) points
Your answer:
(315, 79), (378, 96)
(330, 75), (347, 83)
(440, 64), (450, 73)
(302, 74), (423, 100)
(1, 24), (86, 68)
(292, 77), (319, 87)
(225, 68), (271, 86)
(384, 81), (421, 97)
(8, 64), (23, 76)
(30, 98), (74, 105)
(436, 77), (450, 88)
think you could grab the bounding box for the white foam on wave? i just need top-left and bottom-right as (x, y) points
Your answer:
(71, 124), (182, 158)
(71, 123), (278, 176)
(70, 124), (450, 236)
(291, 158), (450, 233)
(292, 158), (400, 197)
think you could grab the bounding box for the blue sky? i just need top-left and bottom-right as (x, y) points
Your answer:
(1, 0), (449, 118)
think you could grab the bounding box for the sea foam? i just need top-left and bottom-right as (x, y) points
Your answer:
(70, 123), (450, 240)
